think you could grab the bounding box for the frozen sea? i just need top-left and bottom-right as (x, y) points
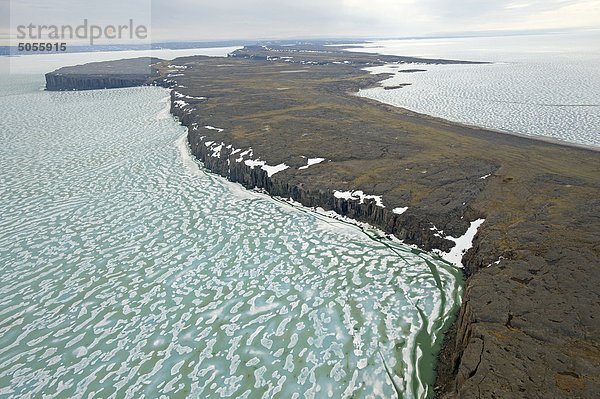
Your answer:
(0, 51), (462, 398)
(347, 32), (600, 147)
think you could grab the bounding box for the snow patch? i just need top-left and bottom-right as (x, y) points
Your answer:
(173, 100), (188, 108)
(430, 225), (445, 238)
(261, 163), (289, 177)
(299, 157), (325, 170)
(438, 219), (485, 268)
(236, 149), (253, 163)
(333, 191), (353, 200)
(210, 143), (224, 158)
(392, 207), (408, 215)
(204, 125), (224, 133)
(487, 257), (504, 268)
(174, 91), (206, 100)
(333, 190), (385, 208)
(244, 159), (265, 168)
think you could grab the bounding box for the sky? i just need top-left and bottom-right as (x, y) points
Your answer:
(2, 0), (600, 44)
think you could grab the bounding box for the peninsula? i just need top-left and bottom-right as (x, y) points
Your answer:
(46, 44), (600, 398)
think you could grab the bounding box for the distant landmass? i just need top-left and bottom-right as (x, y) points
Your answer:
(0, 39), (367, 56)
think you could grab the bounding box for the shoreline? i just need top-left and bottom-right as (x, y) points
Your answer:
(175, 127), (464, 397)
(356, 90), (600, 154)
(45, 48), (600, 398)
(354, 65), (600, 153)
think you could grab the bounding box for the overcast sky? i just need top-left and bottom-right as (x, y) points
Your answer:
(3, 0), (600, 43)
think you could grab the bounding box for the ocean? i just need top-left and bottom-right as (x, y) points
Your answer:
(347, 32), (600, 147)
(0, 51), (461, 398)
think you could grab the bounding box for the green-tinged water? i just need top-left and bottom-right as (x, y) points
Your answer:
(0, 73), (463, 398)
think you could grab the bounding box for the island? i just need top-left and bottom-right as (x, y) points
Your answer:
(46, 44), (600, 398)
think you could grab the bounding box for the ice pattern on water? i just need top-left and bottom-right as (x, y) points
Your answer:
(353, 34), (600, 147)
(0, 76), (462, 398)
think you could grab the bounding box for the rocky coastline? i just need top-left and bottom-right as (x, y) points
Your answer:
(44, 57), (162, 91)
(46, 46), (600, 398)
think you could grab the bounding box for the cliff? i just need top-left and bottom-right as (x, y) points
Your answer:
(45, 57), (162, 91)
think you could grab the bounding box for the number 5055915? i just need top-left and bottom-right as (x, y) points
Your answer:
(17, 43), (67, 52)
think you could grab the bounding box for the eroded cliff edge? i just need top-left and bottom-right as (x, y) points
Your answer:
(45, 57), (162, 91)
(46, 47), (600, 398)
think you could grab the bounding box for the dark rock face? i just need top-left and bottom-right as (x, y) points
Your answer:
(45, 57), (162, 91)
(45, 74), (149, 90)
(437, 251), (600, 399)
(177, 104), (486, 255)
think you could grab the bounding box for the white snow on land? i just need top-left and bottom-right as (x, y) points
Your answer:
(236, 149), (253, 162)
(333, 190), (385, 208)
(299, 158), (325, 170)
(261, 163), (289, 177)
(333, 191), (355, 200)
(204, 125), (224, 133)
(244, 159), (265, 168)
(243, 159), (289, 177)
(173, 100), (188, 107)
(174, 91), (206, 100)
(440, 218), (485, 267)
(393, 207), (408, 215)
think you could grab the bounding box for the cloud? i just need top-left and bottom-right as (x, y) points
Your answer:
(148, 0), (600, 40)
(2, 0), (599, 42)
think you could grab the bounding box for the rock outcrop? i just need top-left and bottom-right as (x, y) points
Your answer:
(45, 57), (161, 91)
